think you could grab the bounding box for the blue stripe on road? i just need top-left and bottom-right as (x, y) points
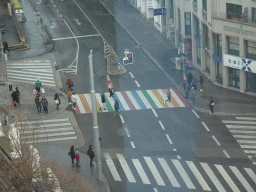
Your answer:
(112, 92), (125, 111)
(131, 91), (146, 109)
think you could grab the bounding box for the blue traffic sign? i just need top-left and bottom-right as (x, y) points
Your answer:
(117, 61), (121, 65)
(154, 8), (166, 16)
(188, 62), (193, 67)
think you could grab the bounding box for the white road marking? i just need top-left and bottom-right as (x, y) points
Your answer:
(158, 121), (165, 130)
(17, 118), (70, 124)
(201, 122), (210, 131)
(117, 154), (136, 183)
(54, 4), (56, 7)
(234, 135), (256, 138)
(226, 125), (256, 129)
(84, 94), (92, 110)
(107, 74), (110, 81)
(230, 130), (256, 134)
(215, 164), (240, 192)
(152, 109), (158, 117)
(236, 117), (256, 120)
(76, 95), (86, 114)
(60, 14), (62, 17)
(177, 155), (181, 159)
(130, 141), (135, 148)
(147, 90), (163, 108)
(222, 120), (256, 124)
(173, 148), (177, 151)
(244, 168), (256, 184)
(158, 158), (180, 188)
(172, 159), (195, 189)
(170, 89), (185, 107)
(144, 157), (165, 186)
(229, 166), (254, 192)
(212, 135), (221, 146)
(192, 110), (200, 118)
(104, 153), (121, 181)
(166, 134), (173, 144)
(244, 150), (256, 154)
(237, 140), (256, 144)
(119, 114), (125, 123)
(241, 145), (256, 149)
(51, 34), (101, 41)
(132, 159), (151, 185)
(200, 163), (226, 192)
(129, 72), (134, 78)
(186, 161), (211, 191)
(136, 90), (152, 109)
(135, 80), (140, 87)
(57, 9), (59, 12)
(153, 188), (158, 192)
(222, 150), (230, 158)
(115, 92), (130, 111)
(125, 91), (141, 110)
(157, 89), (174, 108)
(124, 127), (130, 137)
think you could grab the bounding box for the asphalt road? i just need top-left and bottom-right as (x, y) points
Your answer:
(33, 0), (256, 191)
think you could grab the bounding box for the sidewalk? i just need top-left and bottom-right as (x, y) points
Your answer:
(99, 0), (256, 116)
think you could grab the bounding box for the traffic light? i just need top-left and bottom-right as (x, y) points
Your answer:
(127, 53), (133, 64)
(1, 29), (4, 35)
(9, 85), (12, 91)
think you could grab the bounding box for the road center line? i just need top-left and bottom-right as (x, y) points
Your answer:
(129, 72), (134, 78)
(125, 127), (130, 137)
(107, 74), (110, 81)
(177, 155), (181, 159)
(152, 109), (158, 117)
(158, 121), (165, 130)
(52, 34), (101, 41)
(222, 150), (230, 158)
(60, 14), (62, 17)
(153, 188), (158, 192)
(57, 9), (59, 12)
(166, 134), (173, 144)
(119, 114), (125, 123)
(130, 141), (135, 148)
(192, 110), (200, 118)
(135, 80), (140, 87)
(212, 135), (221, 146)
(54, 4), (56, 7)
(201, 122), (210, 131)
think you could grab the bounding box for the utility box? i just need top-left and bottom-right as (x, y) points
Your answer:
(8, 3), (12, 16)
(15, 9), (24, 22)
(175, 57), (181, 70)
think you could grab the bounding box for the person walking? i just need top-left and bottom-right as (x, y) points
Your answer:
(184, 81), (190, 99)
(54, 93), (60, 110)
(66, 75), (73, 90)
(190, 87), (196, 106)
(70, 145), (76, 165)
(87, 145), (95, 167)
(66, 88), (72, 104)
(209, 96), (214, 115)
(191, 82), (197, 92)
(100, 93), (106, 110)
(11, 89), (17, 107)
(35, 78), (42, 93)
(41, 96), (48, 114)
(108, 80), (113, 97)
(3, 40), (10, 53)
(200, 76), (204, 91)
(35, 95), (41, 112)
(114, 99), (121, 117)
(165, 86), (171, 103)
(187, 72), (193, 84)
(74, 151), (80, 167)
(15, 87), (20, 105)
(71, 92), (76, 110)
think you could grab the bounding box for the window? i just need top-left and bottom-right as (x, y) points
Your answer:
(203, 24), (209, 48)
(252, 8), (256, 23)
(193, 0), (197, 3)
(226, 3), (242, 21)
(246, 41), (256, 60)
(178, 8), (181, 32)
(228, 37), (239, 56)
(215, 34), (222, 58)
(195, 16), (200, 38)
(184, 13), (191, 36)
(202, 0), (207, 11)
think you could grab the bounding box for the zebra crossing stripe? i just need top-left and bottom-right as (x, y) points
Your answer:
(115, 92), (130, 111)
(84, 94), (92, 111)
(237, 140), (256, 144)
(79, 94), (91, 113)
(76, 95), (86, 114)
(236, 117), (256, 120)
(102, 93), (114, 112)
(215, 164), (240, 192)
(146, 90), (163, 108)
(172, 159), (195, 189)
(170, 89), (185, 107)
(186, 161), (211, 191)
(116, 154), (136, 183)
(173, 89), (189, 107)
(104, 153), (122, 181)
(158, 158), (180, 188)
(125, 91), (141, 110)
(105, 92), (116, 110)
(131, 91), (146, 109)
(132, 159), (151, 185)
(230, 130), (256, 134)
(226, 125), (256, 129)
(142, 90), (158, 108)
(152, 89), (168, 108)
(157, 89), (174, 107)
(163, 89), (179, 107)
(144, 157), (165, 186)
(112, 93), (125, 111)
(200, 163), (226, 192)
(136, 90), (152, 109)
(244, 168), (256, 184)
(229, 166), (255, 192)
(121, 91), (136, 110)
(222, 120), (256, 124)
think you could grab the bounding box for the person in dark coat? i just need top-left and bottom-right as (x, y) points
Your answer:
(184, 81), (190, 99)
(187, 72), (193, 84)
(35, 95), (41, 112)
(200, 76), (204, 91)
(70, 145), (76, 165)
(15, 87), (20, 105)
(41, 96), (48, 114)
(11, 89), (17, 107)
(87, 145), (95, 166)
(191, 82), (197, 92)
(100, 93), (106, 110)
(190, 87), (196, 106)
(113, 99), (121, 117)
(54, 93), (60, 110)
(3, 40), (10, 53)
(209, 96), (214, 115)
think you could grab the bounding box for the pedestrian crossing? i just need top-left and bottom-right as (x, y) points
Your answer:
(103, 153), (256, 191)
(16, 118), (78, 144)
(74, 89), (189, 114)
(6, 60), (56, 87)
(222, 117), (256, 164)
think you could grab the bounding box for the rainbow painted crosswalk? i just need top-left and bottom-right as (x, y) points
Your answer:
(74, 89), (189, 114)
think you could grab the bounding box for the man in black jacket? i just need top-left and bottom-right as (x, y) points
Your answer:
(70, 145), (76, 165)
(100, 93), (106, 110)
(87, 145), (95, 166)
(3, 40), (10, 53)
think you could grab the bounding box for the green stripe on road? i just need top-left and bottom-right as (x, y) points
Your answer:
(101, 93), (114, 112)
(141, 90), (157, 108)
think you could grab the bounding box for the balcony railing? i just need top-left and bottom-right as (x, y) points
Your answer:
(202, 9), (207, 20)
(193, 2), (197, 12)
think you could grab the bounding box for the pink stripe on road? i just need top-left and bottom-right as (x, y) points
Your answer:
(75, 103), (81, 114)
(173, 89), (190, 107)
(121, 91), (135, 110)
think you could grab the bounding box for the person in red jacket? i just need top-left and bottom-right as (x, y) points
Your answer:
(74, 151), (80, 166)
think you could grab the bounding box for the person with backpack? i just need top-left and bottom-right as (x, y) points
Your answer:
(35, 78), (42, 93)
(74, 151), (80, 167)
(100, 93), (106, 110)
(70, 145), (76, 165)
(41, 96), (48, 114)
(54, 93), (60, 110)
(87, 145), (95, 167)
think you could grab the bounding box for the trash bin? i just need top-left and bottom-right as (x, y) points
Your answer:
(15, 9), (24, 22)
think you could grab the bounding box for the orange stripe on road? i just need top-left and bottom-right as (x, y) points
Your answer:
(162, 89), (179, 107)
(79, 94), (91, 113)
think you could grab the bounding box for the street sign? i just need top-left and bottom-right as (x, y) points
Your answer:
(117, 61), (121, 70)
(188, 62), (193, 67)
(154, 8), (166, 16)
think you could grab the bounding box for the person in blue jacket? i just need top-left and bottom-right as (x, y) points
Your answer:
(35, 78), (42, 93)
(41, 96), (48, 114)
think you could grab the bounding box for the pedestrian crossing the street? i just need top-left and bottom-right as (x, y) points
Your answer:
(74, 89), (189, 114)
(103, 153), (256, 191)
(6, 60), (56, 87)
(222, 117), (256, 164)
(16, 118), (78, 144)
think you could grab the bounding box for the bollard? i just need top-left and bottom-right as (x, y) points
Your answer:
(4, 54), (8, 61)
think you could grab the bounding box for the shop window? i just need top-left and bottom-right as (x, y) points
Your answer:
(229, 68), (240, 88)
(227, 3), (242, 21)
(252, 8), (256, 23)
(228, 37), (239, 56)
(216, 63), (223, 83)
(246, 40), (256, 60)
(247, 72), (256, 92)
(185, 13), (191, 36)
